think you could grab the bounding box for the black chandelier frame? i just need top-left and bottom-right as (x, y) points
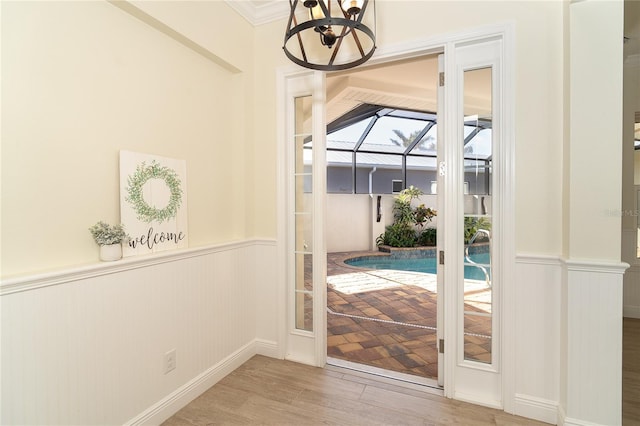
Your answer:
(283, 0), (376, 71)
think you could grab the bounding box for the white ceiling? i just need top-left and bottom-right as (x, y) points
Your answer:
(223, 1), (445, 121)
(326, 55), (441, 123)
(225, 0), (638, 123)
(223, 0), (289, 26)
(227, 0), (639, 58)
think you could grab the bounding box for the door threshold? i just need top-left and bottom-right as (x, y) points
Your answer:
(326, 357), (443, 396)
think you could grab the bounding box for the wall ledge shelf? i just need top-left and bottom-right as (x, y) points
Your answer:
(0, 239), (276, 296)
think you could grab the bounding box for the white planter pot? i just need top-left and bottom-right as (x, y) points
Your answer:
(100, 243), (122, 261)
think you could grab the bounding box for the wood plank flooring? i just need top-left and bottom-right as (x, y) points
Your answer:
(162, 355), (546, 425)
(162, 318), (640, 425)
(624, 317), (640, 425)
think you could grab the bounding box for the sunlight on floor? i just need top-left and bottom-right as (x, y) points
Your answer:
(327, 270), (437, 294)
(328, 269), (491, 313)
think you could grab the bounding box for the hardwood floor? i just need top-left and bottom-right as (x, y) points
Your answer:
(162, 355), (546, 425)
(162, 319), (639, 425)
(624, 317), (640, 425)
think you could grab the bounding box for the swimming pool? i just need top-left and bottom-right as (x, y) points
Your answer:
(345, 252), (491, 281)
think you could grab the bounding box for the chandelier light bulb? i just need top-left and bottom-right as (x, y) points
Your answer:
(341, 0), (362, 15)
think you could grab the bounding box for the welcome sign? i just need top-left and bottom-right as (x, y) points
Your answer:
(120, 151), (188, 257)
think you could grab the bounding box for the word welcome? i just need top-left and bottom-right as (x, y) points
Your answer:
(128, 227), (186, 250)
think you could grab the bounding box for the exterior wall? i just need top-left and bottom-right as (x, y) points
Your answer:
(326, 194), (443, 253)
(326, 194), (381, 252)
(326, 166), (488, 196)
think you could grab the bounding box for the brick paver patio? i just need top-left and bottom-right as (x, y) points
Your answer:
(327, 251), (492, 381)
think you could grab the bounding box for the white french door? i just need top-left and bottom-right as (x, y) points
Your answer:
(442, 37), (508, 408)
(436, 53), (445, 388)
(279, 30), (513, 410)
(282, 70), (327, 367)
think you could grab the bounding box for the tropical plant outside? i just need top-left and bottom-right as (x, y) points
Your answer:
(376, 186), (437, 247)
(376, 186), (492, 248)
(464, 216), (492, 244)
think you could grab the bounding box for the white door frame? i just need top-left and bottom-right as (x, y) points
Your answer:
(277, 69), (327, 367)
(276, 22), (515, 412)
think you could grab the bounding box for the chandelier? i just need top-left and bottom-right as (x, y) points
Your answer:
(283, 0), (376, 71)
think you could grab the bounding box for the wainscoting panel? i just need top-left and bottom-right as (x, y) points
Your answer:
(252, 241), (281, 357)
(514, 255), (562, 424)
(562, 259), (627, 426)
(0, 240), (278, 425)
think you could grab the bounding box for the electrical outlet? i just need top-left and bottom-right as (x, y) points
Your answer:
(164, 349), (176, 374)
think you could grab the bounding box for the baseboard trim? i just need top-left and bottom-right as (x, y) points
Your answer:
(125, 340), (257, 426)
(254, 338), (280, 358)
(560, 416), (608, 426)
(557, 405), (617, 426)
(453, 391), (502, 411)
(513, 393), (558, 425)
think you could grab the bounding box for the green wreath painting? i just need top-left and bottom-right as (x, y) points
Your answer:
(125, 160), (183, 223)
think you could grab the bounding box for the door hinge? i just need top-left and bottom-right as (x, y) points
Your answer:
(439, 250), (445, 265)
(438, 161), (446, 176)
(439, 72), (445, 87)
(439, 338), (445, 354)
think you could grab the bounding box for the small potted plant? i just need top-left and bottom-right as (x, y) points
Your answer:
(89, 221), (129, 261)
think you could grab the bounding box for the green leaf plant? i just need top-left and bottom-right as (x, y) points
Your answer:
(89, 221), (130, 246)
(376, 186), (437, 248)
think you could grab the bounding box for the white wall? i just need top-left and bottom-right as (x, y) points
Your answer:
(0, 2), (278, 425)
(561, 2), (625, 425)
(622, 49), (640, 319)
(326, 194), (379, 252)
(230, 1), (568, 424)
(0, 241), (278, 425)
(513, 256), (561, 424)
(326, 194), (442, 253)
(254, 1), (565, 256)
(0, 0), (629, 425)
(1, 1), (254, 277)
(568, 1), (624, 261)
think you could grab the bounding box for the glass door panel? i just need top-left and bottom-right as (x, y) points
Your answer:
(462, 67), (493, 364)
(294, 96), (313, 332)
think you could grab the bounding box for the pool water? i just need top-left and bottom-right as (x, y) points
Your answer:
(345, 253), (491, 281)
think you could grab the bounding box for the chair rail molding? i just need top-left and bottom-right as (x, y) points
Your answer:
(1, 239), (276, 296)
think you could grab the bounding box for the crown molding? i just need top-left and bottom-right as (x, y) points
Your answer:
(224, 0), (290, 26)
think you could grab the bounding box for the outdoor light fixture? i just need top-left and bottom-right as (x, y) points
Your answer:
(283, 0), (376, 71)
